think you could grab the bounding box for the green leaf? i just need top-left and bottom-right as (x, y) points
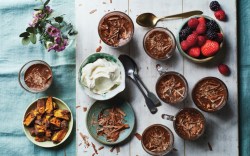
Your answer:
(26, 27), (37, 34)
(29, 33), (37, 44)
(22, 37), (30, 45)
(54, 16), (63, 23)
(19, 32), (30, 37)
(44, 0), (50, 6)
(34, 5), (44, 11)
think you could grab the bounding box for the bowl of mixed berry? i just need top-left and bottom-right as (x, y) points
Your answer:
(176, 15), (223, 63)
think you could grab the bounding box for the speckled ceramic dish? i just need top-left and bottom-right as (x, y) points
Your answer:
(78, 53), (126, 101)
(23, 97), (73, 148)
(176, 15), (224, 63)
(86, 98), (135, 145)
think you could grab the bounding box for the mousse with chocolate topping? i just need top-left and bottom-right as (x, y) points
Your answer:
(144, 27), (175, 60)
(156, 72), (188, 104)
(192, 77), (228, 112)
(24, 64), (52, 91)
(142, 124), (173, 155)
(98, 11), (134, 47)
(174, 108), (205, 140)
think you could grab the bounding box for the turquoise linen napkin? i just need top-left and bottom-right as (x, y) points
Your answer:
(239, 0), (250, 155)
(0, 0), (75, 155)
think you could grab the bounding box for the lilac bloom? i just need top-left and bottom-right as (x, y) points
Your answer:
(47, 26), (60, 37)
(54, 37), (61, 44)
(29, 17), (39, 27)
(45, 6), (53, 14)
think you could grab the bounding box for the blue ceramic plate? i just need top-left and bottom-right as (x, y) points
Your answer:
(86, 98), (135, 145)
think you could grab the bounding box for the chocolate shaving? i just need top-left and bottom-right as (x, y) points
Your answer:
(116, 146), (120, 154)
(98, 146), (104, 151)
(96, 107), (129, 142)
(83, 107), (87, 112)
(96, 46), (102, 52)
(80, 132), (90, 147)
(92, 153), (95, 156)
(90, 9), (97, 14)
(110, 0), (112, 3)
(76, 105), (81, 109)
(78, 143), (82, 146)
(208, 142), (213, 151)
(173, 148), (178, 151)
(134, 133), (142, 141)
(92, 142), (98, 154)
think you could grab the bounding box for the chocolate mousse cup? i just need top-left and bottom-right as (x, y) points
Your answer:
(155, 70), (188, 105)
(141, 124), (174, 155)
(18, 60), (53, 93)
(98, 11), (134, 48)
(162, 108), (206, 140)
(192, 77), (228, 112)
(143, 27), (176, 60)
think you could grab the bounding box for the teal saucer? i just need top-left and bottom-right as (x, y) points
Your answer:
(86, 98), (135, 145)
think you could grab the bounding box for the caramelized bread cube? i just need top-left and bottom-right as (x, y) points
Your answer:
(60, 120), (69, 129)
(34, 119), (42, 125)
(23, 110), (37, 126)
(52, 129), (68, 143)
(50, 117), (61, 128)
(53, 102), (58, 110)
(35, 136), (46, 142)
(54, 110), (71, 121)
(35, 124), (46, 136)
(37, 99), (45, 115)
(45, 96), (53, 114)
(45, 130), (52, 138)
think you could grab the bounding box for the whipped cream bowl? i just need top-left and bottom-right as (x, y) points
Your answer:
(78, 53), (125, 100)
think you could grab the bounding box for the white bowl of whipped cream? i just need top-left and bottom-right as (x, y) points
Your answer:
(78, 53), (125, 100)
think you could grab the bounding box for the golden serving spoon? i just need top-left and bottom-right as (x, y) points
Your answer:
(136, 10), (203, 28)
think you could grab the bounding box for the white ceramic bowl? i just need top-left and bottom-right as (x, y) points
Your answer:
(23, 97), (73, 148)
(78, 53), (126, 100)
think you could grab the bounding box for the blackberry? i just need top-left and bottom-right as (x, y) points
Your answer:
(206, 30), (218, 40)
(209, 1), (221, 11)
(179, 27), (192, 41)
(206, 20), (220, 32)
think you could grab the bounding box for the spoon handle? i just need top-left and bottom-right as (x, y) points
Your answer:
(160, 10), (203, 20)
(129, 75), (158, 114)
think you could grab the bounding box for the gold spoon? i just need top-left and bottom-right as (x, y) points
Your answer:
(136, 10), (203, 28)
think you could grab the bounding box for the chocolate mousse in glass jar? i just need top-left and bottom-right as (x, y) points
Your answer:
(98, 11), (134, 48)
(143, 27), (176, 60)
(18, 60), (53, 93)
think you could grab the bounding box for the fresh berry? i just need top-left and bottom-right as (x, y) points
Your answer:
(188, 18), (199, 29)
(179, 27), (192, 41)
(196, 23), (206, 35)
(218, 64), (230, 76)
(209, 1), (221, 11)
(206, 30), (218, 40)
(181, 40), (190, 51)
(192, 31), (198, 36)
(197, 36), (206, 46)
(206, 20), (220, 32)
(187, 34), (198, 46)
(188, 47), (201, 58)
(214, 10), (226, 21)
(217, 33), (223, 43)
(198, 17), (206, 25)
(201, 40), (220, 57)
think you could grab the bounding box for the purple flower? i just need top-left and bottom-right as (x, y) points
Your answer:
(29, 17), (39, 27)
(54, 37), (61, 44)
(44, 6), (53, 14)
(33, 10), (45, 19)
(47, 26), (60, 37)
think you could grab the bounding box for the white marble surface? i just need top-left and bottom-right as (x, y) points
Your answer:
(75, 0), (238, 155)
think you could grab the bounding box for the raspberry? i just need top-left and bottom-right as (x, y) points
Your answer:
(188, 18), (199, 29)
(179, 27), (192, 41)
(188, 47), (201, 58)
(206, 20), (220, 32)
(197, 36), (206, 46)
(198, 17), (206, 25)
(214, 10), (226, 21)
(201, 40), (220, 57)
(196, 23), (206, 35)
(181, 40), (190, 51)
(218, 64), (230, 76)
(206, 30), (218, 40)
(217, 33), (223, 43)
(186, 34), (198, 47)
(210, 1), (221, 11)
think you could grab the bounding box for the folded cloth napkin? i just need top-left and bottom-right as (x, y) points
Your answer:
(0, 0), (75, 155)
